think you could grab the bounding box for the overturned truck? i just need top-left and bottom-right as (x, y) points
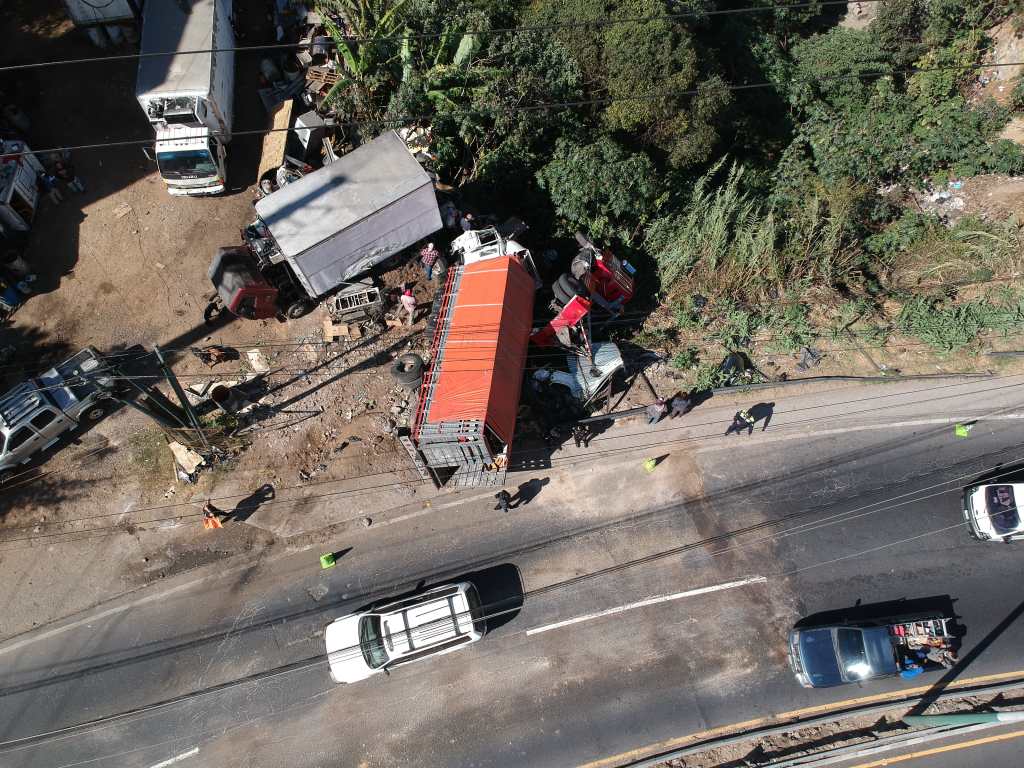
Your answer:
(405, 242), (536, 488)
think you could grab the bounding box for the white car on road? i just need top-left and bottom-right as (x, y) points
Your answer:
(325, 582), (486, 683)
(963, 483), (1024, 542)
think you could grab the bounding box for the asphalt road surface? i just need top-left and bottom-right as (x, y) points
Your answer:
(2, 377), (1024, 768)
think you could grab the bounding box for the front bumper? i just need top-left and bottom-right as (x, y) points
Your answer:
(167, 182), (225, 196)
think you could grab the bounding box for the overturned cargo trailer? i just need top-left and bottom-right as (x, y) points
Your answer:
(409, 255), (535, 488)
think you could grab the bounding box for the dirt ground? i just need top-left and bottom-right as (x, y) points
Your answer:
(658, 686), (1024, 767)
(0, 2), (442, 580)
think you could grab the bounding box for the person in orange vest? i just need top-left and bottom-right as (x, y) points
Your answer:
(202, 500), (224, 529)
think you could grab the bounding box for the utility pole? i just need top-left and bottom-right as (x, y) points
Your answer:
(154, 345), (211, 452)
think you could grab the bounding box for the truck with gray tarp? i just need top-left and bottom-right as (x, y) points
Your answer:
(209, 130), (443, 320)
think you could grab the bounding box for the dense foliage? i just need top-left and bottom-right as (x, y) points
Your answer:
(316, 0), (1024, 358)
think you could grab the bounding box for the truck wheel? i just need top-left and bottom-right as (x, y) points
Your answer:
(83, 402), (108, 422)
(286, 299), (315, 319)
(391, 353), (424, 387)
(558, 272), (588, 299)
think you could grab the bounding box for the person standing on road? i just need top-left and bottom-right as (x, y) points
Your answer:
(494, 490), (512, 513)
(726, 409), (756, 436)
(400, 289), (417, 326)
(669, 392), (692, 419)
(202, 500), (224, 529)
(646, 399), (667, 426)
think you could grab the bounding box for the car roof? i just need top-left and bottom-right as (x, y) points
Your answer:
(379, 585), (474, 658)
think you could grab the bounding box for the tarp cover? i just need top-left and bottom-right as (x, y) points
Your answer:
(425, 257), (535, 446)
(255, 130), (434, 258)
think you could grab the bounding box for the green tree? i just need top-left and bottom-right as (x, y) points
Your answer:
(537, 137), (660, 244)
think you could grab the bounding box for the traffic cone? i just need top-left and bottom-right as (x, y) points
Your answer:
(320, 552), (336, 569)
(643, 457), (657, 473)
(954, 423), (973, 438)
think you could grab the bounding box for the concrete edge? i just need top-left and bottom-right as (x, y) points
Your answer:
(622, 678), (1024, 768)
(709, 372), (994, 397)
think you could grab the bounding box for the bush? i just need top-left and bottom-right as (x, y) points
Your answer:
(537, 136), (661, 244)
(895, 291), (1024, 351)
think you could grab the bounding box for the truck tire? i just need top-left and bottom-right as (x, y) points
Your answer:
(391, 353), (424, 387)
(286, 299), (315, 319)
(558, 272), (588, 299)
(82, 402), (108, 422)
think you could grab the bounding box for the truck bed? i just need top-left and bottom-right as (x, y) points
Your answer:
(136, 0), (218, 97)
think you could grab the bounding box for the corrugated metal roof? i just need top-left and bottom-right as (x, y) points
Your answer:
(255, 131), (433, 258)
(137, 0), (217, 97)
(424, 257), (535, 447)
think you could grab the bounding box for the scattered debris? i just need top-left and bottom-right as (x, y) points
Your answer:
(168, 441), (205, 476)
(191, 344), (239, 367)
(112, 201), (133, 219)
(246, 348), (271, 373)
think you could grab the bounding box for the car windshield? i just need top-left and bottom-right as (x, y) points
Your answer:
(359, 616), (388, 669)
(157, 148), (217, 179)
(985, 485), (1021, 534)
(836, 628), (871, 681)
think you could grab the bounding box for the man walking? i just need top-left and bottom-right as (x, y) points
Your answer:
(419, 242), (441, 281)
(669, 392), (692, 419)
(726, 409), (756, 436)
(494, 490), (512, 513)
(202, 500), (224, 529)
(400, 288), (417, 326)
(646, 398), (668, 426)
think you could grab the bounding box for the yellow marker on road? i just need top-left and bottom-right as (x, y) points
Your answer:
(643, 458), (657, 473)
(319, 553), (336, 569)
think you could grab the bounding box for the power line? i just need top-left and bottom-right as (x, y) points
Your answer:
(3, 374), (1020, 545)
(2, 449), (1018, 758)
(4, 58), (1022, 159)
(0, 1), (887, 73)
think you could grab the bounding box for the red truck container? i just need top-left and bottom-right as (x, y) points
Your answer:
(410, 253), (535, 487)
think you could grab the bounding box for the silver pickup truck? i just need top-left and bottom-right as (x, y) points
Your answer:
(0, 347), (116, 481)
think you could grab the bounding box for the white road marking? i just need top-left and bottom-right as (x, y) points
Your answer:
(147, 747), (199, 768)
(525, 576), (767, 636)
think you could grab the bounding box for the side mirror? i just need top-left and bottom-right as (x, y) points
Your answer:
(382, 666), (391, 677)
(141, 146), (156, 162)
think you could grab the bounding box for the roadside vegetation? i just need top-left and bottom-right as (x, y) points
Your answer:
(315, 0), (1024, 376)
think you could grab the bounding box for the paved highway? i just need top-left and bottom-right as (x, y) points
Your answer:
(2, 377), (1024, 768)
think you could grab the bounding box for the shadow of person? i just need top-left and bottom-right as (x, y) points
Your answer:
(229, 483), (276, 522)
(749, 401), (775, 431)
(512, 477), (550, 507)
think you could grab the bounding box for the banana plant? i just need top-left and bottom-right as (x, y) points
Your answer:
(315, 0), (415, 117)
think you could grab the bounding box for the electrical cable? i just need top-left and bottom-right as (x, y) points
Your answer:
(3, 58), (1023, 159)
(0, 0), (889, 73)
(2, 454), (1019, 759)
(2, 374), (1020, 545)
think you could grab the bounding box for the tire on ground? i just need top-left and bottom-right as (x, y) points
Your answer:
(391, 353), (425, 387)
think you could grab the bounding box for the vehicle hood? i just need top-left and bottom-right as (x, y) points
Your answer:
(797, 629), (843, 687)
(325, 615), (374, 683)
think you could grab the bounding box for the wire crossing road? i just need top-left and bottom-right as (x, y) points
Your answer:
(1, 380), (1024, 768)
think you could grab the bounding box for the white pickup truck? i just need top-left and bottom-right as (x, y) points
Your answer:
(0, 348), (116, 481)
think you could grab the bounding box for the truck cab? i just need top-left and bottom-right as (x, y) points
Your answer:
(154, 125), (227, 196)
